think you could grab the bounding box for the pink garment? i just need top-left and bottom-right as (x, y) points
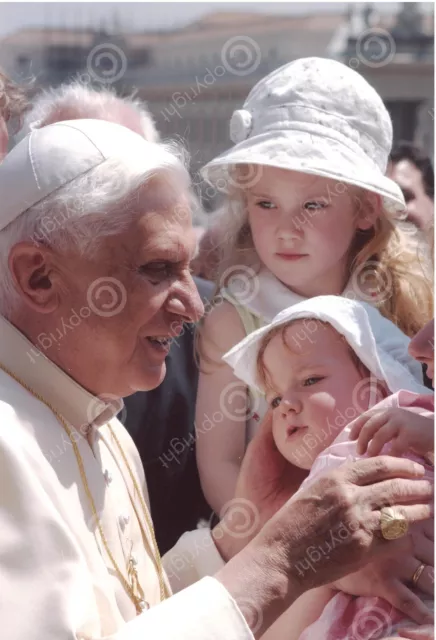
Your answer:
(297, 390), (434, 640)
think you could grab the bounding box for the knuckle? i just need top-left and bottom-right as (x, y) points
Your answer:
(398, 595), (416, 614)
(351, 528), (370, 552)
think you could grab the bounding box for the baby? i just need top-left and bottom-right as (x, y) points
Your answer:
(223, 296), (434, 640)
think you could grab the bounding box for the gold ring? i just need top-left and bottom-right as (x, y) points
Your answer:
(411, 563), (426, 588)
(380, 506), (409, 540)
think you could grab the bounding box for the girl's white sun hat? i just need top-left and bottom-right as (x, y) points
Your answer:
(201, 57), (405, 215)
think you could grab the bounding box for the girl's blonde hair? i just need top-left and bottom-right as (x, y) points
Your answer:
(202, 165), (433, 339)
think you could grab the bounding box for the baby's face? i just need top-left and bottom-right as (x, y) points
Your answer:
(263, 320), (369, 469)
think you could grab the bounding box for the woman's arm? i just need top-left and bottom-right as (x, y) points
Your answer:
(195, 300), (249, 515)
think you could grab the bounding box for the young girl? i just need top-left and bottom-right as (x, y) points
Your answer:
(195, 56), (433, 515)
(222, 295), (434, 640)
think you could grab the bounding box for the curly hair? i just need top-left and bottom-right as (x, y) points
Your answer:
(0, 70), (28, 131)
(201, 167), (433, 339)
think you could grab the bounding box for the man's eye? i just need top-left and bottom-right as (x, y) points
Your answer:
(303, 376), (324, 387)
(139, 262), (174, 282)
(270, 396), (282, 409)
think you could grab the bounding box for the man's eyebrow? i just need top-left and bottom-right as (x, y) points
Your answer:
(140, 240), (197, 262)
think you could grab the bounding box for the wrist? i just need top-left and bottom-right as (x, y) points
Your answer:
(215, 537), (303, 637)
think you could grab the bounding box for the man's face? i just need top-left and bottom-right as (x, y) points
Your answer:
(30, 183), (204, 398)
(0, 115), (8, 160)
(388, 159), (434, 230)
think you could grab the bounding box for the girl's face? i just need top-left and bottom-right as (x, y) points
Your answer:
(408, 318), (434, 385)
(262, 321), (370, 469)
(245, 166), (374, 297)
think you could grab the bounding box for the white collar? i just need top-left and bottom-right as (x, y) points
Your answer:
(0, 315), (123, 430)
(226, 267), (362, 322)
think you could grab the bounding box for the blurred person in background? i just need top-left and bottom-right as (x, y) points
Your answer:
(24, 81), (213, 553)
(388, 141), (434, 231)
(0, 68), (28, 159)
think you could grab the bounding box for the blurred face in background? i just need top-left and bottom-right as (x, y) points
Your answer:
(388, 159), (434, 230)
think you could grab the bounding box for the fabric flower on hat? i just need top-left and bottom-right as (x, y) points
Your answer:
(230, 109), (252, 144)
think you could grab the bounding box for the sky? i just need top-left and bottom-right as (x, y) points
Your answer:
(0, 1), (432, 38)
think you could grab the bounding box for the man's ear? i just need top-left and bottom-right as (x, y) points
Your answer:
(8, 242), (62, 313)
(354, 192), (382, 231)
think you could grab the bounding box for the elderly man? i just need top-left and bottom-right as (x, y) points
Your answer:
(0, 68), (28, 159)
(0, 119), (432, 639)
(23, 81), (213, 551)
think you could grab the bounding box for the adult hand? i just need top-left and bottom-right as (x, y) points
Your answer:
(334, 527), (434, 624)
(215, 456), (432, 637)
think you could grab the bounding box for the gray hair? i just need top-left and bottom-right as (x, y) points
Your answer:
(0, 140), (193, 317)
(21, 80), (160, 143)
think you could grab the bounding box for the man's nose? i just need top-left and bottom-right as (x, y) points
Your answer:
(165, 277), (205, 324)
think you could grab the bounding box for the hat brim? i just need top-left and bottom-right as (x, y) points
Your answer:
(201, 130), (405, 215)
(222, 296), (426, 396)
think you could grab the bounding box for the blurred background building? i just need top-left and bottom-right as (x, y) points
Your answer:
(0, 2), (433, 206)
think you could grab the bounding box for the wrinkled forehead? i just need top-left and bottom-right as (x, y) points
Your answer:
(134, 186), (196, 257)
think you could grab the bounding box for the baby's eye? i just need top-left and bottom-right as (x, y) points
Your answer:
(270, 396), (282, 409)
(255, 200), (276, 210)
(304, 200), (328, 211)
(303, 376), (324, 387)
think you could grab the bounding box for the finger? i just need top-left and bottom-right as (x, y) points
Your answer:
(421, 519), (435, 541)
(414, 532), (434, 567)
(344, 456), (426, 486)
(397, 625), (435, 639)
(378, 578), (434, 625)
(368, 505), (433, 538)
(349, 413), (371, 442)
(389, 435), (412, 458)
(356, 414), (388, 455)
(366, 478), (433, 509)
(412, 564), (435, 596)
(367, 423), (400, 457)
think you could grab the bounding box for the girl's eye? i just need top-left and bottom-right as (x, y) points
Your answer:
(304, 200), (328, 211)
(255, 200), (276, 210)
(303, 376), (324, 387)
(270, 396), (282, 409)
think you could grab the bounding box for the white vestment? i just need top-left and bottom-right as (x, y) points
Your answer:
(0, 315), (251, 640)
